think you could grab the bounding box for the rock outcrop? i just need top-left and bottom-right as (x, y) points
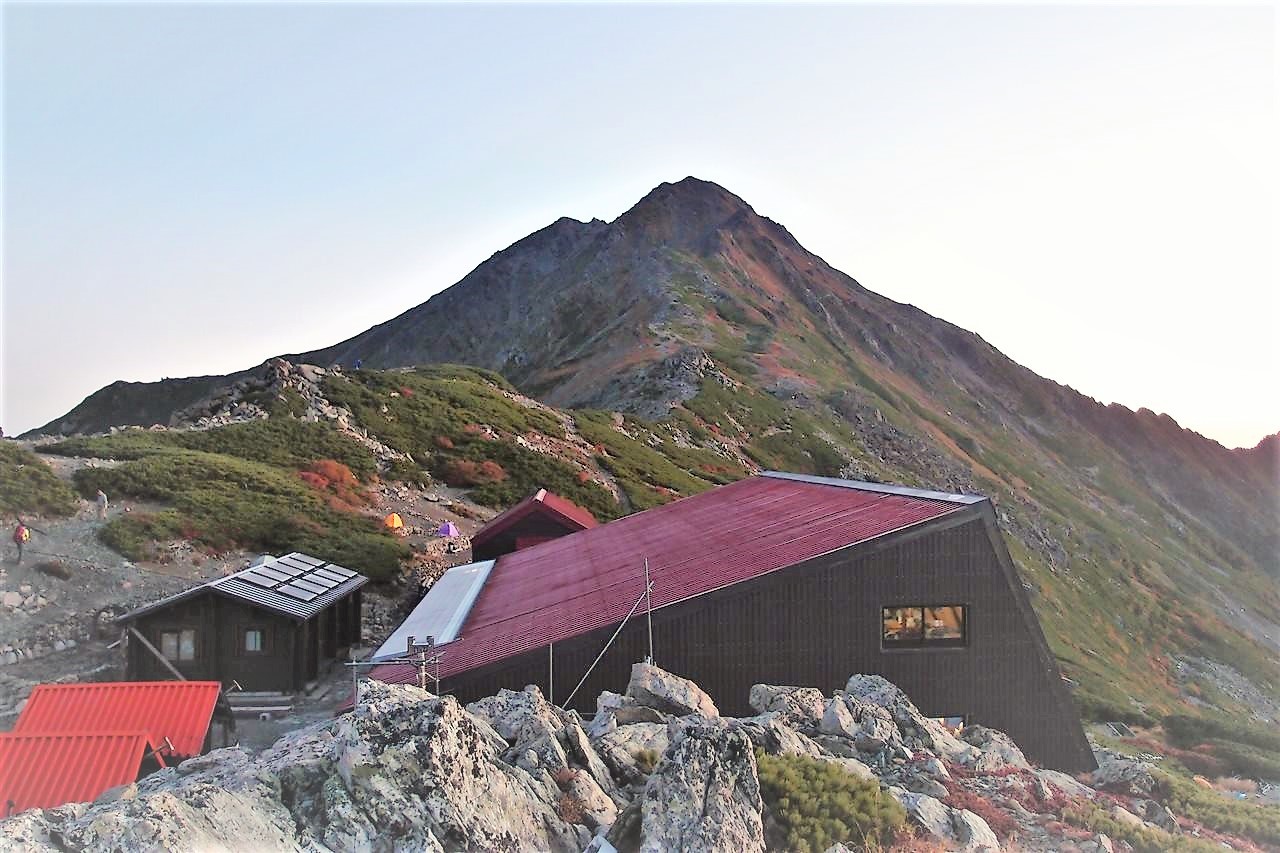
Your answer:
(6, 665), (1218, 853)
(627, 662), (719, 718)
(639, 721), (765, 853)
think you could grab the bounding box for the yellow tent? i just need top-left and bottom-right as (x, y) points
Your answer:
(383, 512), (404, 531)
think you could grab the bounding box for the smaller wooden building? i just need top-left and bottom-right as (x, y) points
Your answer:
(471, 488), (597, 561)
(118, 553), (366, 693)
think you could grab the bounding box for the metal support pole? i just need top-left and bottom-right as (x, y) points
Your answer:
(564, 581), (652, 708)
(548, 642), (554, 704)
(644, 558), (654, 665)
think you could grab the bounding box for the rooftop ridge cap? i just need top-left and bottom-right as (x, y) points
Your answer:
(759, 471), (986, 505)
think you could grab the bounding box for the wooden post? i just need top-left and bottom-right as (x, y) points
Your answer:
(127, 626), (187, 681)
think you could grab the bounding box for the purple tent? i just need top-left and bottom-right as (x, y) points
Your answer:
(437, 521), (460, 538)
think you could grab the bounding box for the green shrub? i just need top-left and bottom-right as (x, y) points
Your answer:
(0, 442), (78, 518)
(443, 440), (619, 521)
(575, 411), (716, 510)
(46, 419), (377, 480)
(1155, 771), (1280, 847)
(1163, 713), (1280, 755)
(71, 448), (407, 581)
(635, 748), (660, 773)
(1063, 801), (1224, 853)
(755, 751), (905, 853)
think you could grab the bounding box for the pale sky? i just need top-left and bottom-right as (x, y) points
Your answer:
(2, 3), (1276, 448)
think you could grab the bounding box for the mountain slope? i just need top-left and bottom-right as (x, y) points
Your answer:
(29, 177), (1280, 728)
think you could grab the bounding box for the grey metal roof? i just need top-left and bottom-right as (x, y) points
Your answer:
(760, 471), (987, 505)
(118, 552), (368, 622)
(370, 559), (495, 661)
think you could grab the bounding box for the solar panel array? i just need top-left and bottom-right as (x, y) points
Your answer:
(233, 553), (359, 603)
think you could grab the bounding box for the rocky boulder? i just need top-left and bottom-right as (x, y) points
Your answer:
(627, 663), (718, 718)
(466, 684), (568, 746)
(639, 721), (764, 853)
(747, 684), (826, 729)
(735, 714), (827, 760)
(819, 693), (902, 752)
(594, 722), (670, 785)
(844, 675), (978, 763)
(961, 725), (1030, 770)
(1091, 749), (1157, 797)
(890, 788), (999, 852)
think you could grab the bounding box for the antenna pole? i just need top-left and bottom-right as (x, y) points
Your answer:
(644, 558), (654, 665)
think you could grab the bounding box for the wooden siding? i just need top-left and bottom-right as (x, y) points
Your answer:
(472, 514), (585, 561)
(126, 590), (363, 694)
(438, 513), (1094, 771)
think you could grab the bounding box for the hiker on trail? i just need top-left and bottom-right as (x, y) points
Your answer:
(11, 519), (45, 565)
(95, 489), (109, 521)
(353, 358), (363, 370)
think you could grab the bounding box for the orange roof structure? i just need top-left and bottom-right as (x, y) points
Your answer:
(0, 731), (163, 815)
(14, 681), (223, 759)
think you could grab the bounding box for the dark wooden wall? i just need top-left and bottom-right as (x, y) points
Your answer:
(472, 513), (584, 561)
(440, 514), (1095, 772)
(126, 589), (364, 694)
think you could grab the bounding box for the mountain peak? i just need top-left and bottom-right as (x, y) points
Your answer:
(633, 176), (751, 211)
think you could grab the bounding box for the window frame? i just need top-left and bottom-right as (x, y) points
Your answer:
(242, 627), (266, 655)
(158, 628), (197, 662)
(881, 604), (968, 649)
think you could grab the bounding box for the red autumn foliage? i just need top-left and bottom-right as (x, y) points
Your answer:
(399, 387), (414, 397)
(308, 459), (360, 489)
(462, 423), (485, 436)
(576, 470), (591, 483)
(942, 786), (1019, 839)
(441, 459), (507, 487)
(434, 435), (455, 450)
(298, 471), (329, 490)
(298, 460), (371, 512)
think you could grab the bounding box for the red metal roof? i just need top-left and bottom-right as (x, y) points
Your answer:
(14, 681), (222, 759)
(0, 731), (161, 815)
(471, 488), (597, 551)
(371, 475), (963, 688)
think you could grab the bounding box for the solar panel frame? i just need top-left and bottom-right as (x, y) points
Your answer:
(237, 571), (278, 588)
(278, 584), (318, 601)
(250, 566), (293, 583)
(291, 578), (331, 595)
(272, 556), (312, 573)
(310, 568), (349, 584)
(301, 574), (340, 590)
(290, 553), (325, 566)
(322, 565), (357, 578)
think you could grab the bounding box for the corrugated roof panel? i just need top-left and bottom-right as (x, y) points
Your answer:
(0, 732), (157, 814)
(14, 681), (222, 758)
(372, 475), (968, 685)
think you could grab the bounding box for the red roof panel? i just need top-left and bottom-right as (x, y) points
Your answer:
(0, 731), (159, 815)
(14, 681), (222, 759)
(372, 475), (962, 687)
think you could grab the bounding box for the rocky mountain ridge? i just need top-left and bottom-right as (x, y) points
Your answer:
(4, 663), (1251, 853)
(21, 177), (1280, 737)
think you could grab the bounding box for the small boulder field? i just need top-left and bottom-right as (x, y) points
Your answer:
(0, 664), (1266, 852)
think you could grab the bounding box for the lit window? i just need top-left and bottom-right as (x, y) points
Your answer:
(882, 606), (966, 647)
(925, 606), (965, 641)
(244, 629), (264, 653)
(160, 629), (196, 661)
